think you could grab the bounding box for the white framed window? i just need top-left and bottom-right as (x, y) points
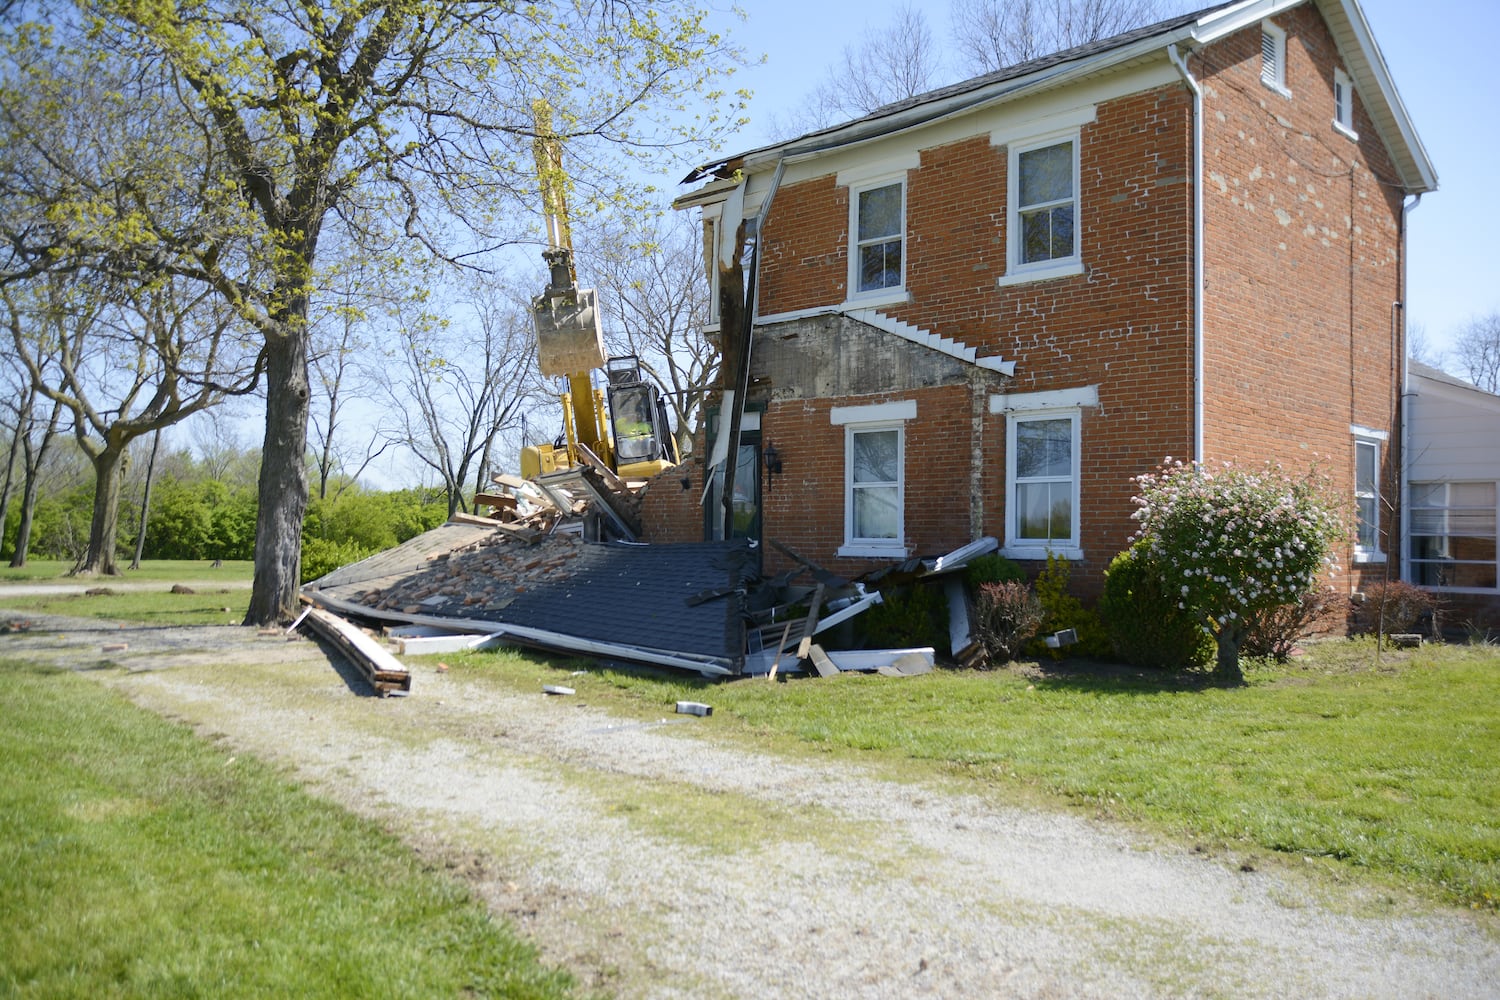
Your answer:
(1004, 133), (1080, 282)
(1004, 409), (1082, 559)
(1354, 437), (1384, 562)
(1410, 482), (1498, 591)
(1333, 68), (1358, 139)
(850, 180), (905, 297)
(1261, 21), (1290, 96)
(832, 400), (914, 558)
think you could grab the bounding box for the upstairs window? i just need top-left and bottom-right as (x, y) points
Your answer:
(1004, 132), (1080, 282)
(1261, 22), (1290, 96)
(853, 181), (904, 295)
(1333, 69), (1358, 138)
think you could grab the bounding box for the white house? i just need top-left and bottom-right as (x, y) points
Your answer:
(1405, 360), (1500, 625)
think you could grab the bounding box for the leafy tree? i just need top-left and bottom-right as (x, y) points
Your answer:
(1131, 460), (1346, 683)
(3, 0), (747, 623)
(1451, 312), (1500, 393)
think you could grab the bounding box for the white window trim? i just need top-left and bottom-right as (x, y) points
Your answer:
(1001, 407), (1083, 561)
(702, 209), (722, 331)
(846, 176), (900, 302)
(839, 421), (908, 559)
(1353, 435), (1385, 564)
(1332, 68), (1359, 140)
(1001, 128), (1083, 287)
(1261, 21), (1291, 98)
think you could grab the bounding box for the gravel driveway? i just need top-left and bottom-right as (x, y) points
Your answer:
(4, 611), (1496, 999)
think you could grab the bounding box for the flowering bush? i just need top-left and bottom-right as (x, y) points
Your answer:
(1131, 459), (1346, 682)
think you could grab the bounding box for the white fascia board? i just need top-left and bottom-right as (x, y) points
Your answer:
(988, 103), (1097, 148)
(831, 399), (917, 425)
(836, 152), (922, 188)
(989, 385), (1100, 413)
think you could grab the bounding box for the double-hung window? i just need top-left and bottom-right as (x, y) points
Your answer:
(1002, 131), (1081, 283)
(1011, 415), (1078, 548)
(1333, 68), (1358, 139)
(1352, 430), (1387, 562)
(1410, 482), (1498, 590)
(853, 181), (904, 295)
(832, 400), (914, 558)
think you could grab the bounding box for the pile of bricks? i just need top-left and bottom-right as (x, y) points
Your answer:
(354, 532), (586, 616)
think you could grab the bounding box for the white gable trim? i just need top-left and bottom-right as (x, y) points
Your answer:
(836, 152), (921, 188)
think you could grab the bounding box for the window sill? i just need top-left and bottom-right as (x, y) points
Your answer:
(1353, 550), (1387, 565)
(838, 543), (909, 560)
(841, 289), (911, 311)
(996, 261), (1083, 288)
(1332, 120), (1359, 142)
(1000, 545), (1084, 561)
(1261, 78), (1292, 99)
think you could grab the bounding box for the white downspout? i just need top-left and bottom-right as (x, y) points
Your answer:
(1398, 193), (1423, 585)
(1169, 43), (1205, 465)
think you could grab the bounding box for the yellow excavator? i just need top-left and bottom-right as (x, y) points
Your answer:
(521, 101), (679, 482)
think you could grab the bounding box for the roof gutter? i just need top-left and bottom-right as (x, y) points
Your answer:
(1168, 42), (1205, 465)
(1398, 192), (1423, 587)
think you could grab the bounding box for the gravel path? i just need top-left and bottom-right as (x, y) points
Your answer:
(4, 611), (1496, 999)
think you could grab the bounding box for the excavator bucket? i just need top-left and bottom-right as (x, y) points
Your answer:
(532, 286), (606, 378)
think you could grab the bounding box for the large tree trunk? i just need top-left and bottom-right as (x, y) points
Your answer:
(245, 327), (312, 625)
(75, 443), (127, 576)
(1213, 621), (1247, 685)
(9, 468), (41, 568)
(130, 429), (161, 570)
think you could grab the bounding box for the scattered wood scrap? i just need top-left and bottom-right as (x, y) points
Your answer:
(300, 606), (412, 696)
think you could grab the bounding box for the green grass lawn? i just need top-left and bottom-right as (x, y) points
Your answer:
(0, 661), (581, 1000)
(453, 638), (1500, 911)
(0, 559), (254, 584)
(0, 588), (252, 626)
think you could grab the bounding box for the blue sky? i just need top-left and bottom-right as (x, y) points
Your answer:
(707, 0), (1494, 361)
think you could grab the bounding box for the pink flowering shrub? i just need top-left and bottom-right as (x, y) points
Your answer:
(1131, 459), (1347, 682)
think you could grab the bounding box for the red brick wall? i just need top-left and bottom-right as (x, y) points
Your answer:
(656, 5), (1410, 609)
(1193, 8), (1405, 595)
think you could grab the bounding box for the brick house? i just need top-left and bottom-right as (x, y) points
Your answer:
(643, 0), (1436, 603)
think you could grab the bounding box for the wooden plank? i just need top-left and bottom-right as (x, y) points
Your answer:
(807, 643), (840, 678)
(473, 492), (519, 510)
(575, 441), (631, 493)
(301, 606), (412, 695)
(794, 584), (827, 660)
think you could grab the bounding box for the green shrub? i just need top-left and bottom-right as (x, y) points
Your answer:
(972, 581), (1044, 664)
(1099, 543), (1213, 669)
(863, 582), (947, 649)
(300, 537), (376, 584)
(964, 553), (1026, 589)
(1029, 552), (1110, 660)
(1357, 579), (1437, 636)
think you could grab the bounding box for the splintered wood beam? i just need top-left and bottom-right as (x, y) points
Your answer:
(574, 441), (630, 493)
(301, 606), (412, 696)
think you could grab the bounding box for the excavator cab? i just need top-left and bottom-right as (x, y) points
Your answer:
(605, 356), (679, 479)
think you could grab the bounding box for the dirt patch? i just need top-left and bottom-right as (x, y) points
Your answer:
(3, 608), (1497, 999)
